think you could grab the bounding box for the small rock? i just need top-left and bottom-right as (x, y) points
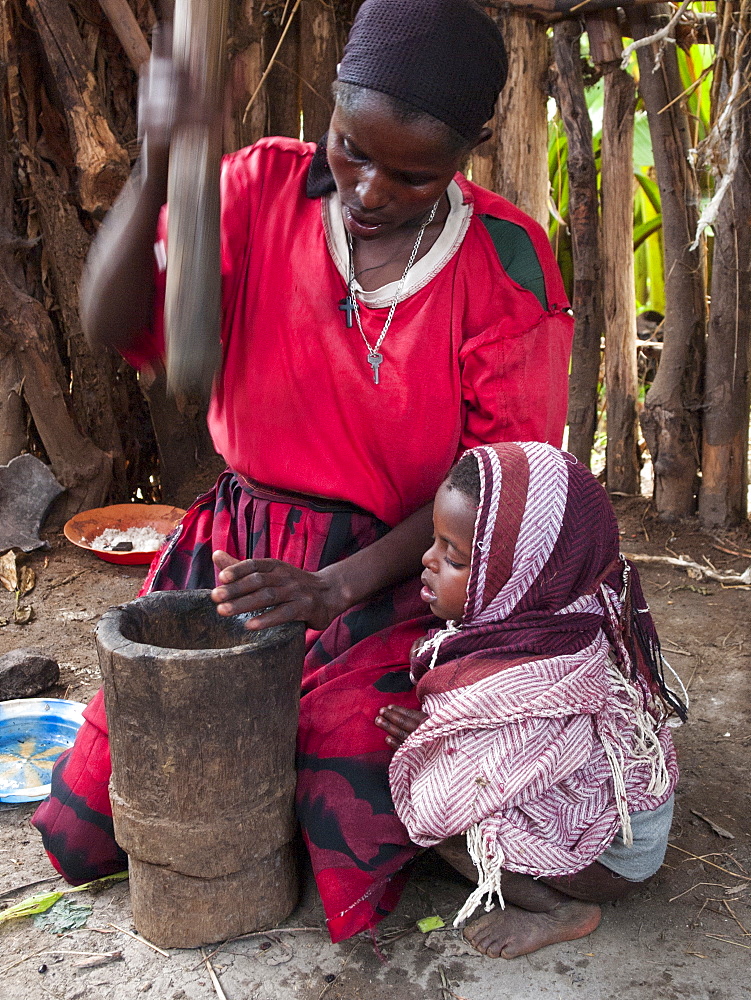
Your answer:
(0, 648), (59, 700)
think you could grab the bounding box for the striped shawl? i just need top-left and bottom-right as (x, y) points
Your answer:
(389, 442), (679, 922)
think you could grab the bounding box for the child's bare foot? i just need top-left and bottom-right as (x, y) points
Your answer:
(463, 899), (601, 959)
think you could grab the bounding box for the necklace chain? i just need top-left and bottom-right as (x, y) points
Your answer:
(346, 201), (439, 383)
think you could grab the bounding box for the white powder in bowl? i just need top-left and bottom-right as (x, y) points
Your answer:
(90, 526), (167, 552)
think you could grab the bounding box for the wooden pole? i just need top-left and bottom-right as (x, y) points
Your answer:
(553, 20), (604, 469)
(98, 591), (306, 949)
(699, 7), (751, 528)
(473, 8), (549, 227)
(630, 4), (706, 518)
(263, 3), (303, 139)
(225, 1), (267, 153)
(98, 0), (151, 71)
(0, 266), (114, 516)
(590, 12), (640, 495)
(164, 0), (229, 399)
(300, 0), (338, 142)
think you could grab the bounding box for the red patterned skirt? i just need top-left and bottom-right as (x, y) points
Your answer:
(32, 471), (433, 942)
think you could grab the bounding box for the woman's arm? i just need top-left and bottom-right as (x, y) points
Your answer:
(212, 501), (434, 630)
(80, 150), (168, 351)
(81, 32), (218, 351)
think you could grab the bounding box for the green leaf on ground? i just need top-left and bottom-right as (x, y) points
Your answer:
(417, 915), (446, 933)
(0, 871), (128, 925)
(34, 898), (93, 933)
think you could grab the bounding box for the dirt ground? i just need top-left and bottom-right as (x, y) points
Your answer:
(1, 496), (750, 1000)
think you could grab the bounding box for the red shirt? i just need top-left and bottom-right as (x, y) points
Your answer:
(128, 137), (573, 527)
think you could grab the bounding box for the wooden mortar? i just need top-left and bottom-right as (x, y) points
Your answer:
(97, 589), (305, 948)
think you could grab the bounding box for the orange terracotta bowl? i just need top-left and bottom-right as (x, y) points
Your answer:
(63, 504), (186, 565)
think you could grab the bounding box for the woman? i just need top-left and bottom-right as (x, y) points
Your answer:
(33, 0), (574, 942)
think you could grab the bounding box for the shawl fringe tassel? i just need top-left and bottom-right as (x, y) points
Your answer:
(453, 824), (505, 926)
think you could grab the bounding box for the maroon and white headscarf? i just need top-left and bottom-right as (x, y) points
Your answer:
(389, 442), (681, 924)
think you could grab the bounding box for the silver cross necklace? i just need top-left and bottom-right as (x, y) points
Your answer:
(345, 200), (439, 385)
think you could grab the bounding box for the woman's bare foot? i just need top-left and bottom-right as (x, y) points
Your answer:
(464, 899), (602, 959)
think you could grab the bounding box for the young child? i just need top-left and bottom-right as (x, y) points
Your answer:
(376, 441), (685, 959)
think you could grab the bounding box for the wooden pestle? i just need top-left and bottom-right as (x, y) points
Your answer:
(164, 0), (229, 401)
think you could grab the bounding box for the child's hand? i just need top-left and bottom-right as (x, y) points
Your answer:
(409, 636), (426, 659)
(375, 705), (428, 749)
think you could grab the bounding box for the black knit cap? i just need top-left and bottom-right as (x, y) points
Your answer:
(337, 0), (507, 143)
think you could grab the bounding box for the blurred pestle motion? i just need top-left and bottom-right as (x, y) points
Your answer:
(164, 0), (229, 402)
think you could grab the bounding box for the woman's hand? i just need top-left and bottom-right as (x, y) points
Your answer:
(81, 23), (224, 350)
(375, 705), (428, 749)
(138, 24), (222, 174)
(211, 503), (434, 633)
(211, 550), (346, 631)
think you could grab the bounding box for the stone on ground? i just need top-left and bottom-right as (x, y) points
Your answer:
(0, 648), (59, 700)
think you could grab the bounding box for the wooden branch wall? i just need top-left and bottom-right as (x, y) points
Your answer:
(0, 0), (743, 529)
(482, 0), (655, 19)
(553, 21), (603, 468)
(630, 3), (706, 519)
(594, 14), (640, 496)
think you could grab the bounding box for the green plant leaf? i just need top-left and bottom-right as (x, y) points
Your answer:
(635, 172), (661, 213)
(634, 215), (663, 250)
(34, 898), (93, 933)
(0, 871), (128, 925)
(417, 915), (446, 933)
(633, 112), (654, 168)
(0, 890), (65, 922)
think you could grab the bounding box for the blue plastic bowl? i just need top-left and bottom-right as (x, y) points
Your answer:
(0, 698), (85, 803)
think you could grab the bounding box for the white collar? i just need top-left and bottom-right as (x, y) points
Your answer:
(322, 179), (472, 309)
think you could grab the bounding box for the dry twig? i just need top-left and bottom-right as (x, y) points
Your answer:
(375, 925), (419, 948)
(243, 0), (303, 122)
(668, 881), (728, 903)
(704, 933), (751, 951)
(44, 569), (88, 592)
(723, 900), (750, 937)
(197, 926), (324, 967)
(668, 844), (751, 880)
(0, 947), (48, 975)
(661, 640), (692, 656)
(41, 949), (120, 957)
(624, 551), (751, 586)
(620, 0), (692, 71)
(108, 923), (170, 958)
(201, 949), (229, 1000)
(659, 63), (713, 114)
(711, 542), (751, 559)
(690, 17), (749, 249)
